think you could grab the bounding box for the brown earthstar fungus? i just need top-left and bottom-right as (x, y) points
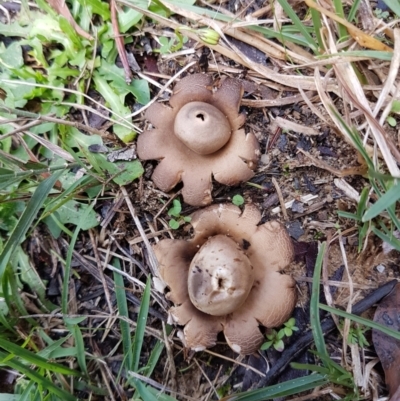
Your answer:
(154, 203), (297, 355)
(137, 74), (260, 206)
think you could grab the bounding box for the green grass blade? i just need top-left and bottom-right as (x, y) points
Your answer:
(132, 277), (151, 372)
(310, 242), (329, 359)
(371, 227), (400, 251)
(61, 225), (81, 315)
(219, 374), (328, 400)
(337, 211), (359, 220)
(3, 267), (36, 327)
(356, 187), (370, 219)
(0, 338), (79, 376)
(141, 327), (173, 378)
(142, 384), (179, 400)
(348, 0), (362, 22)
(291, 362), (328, 374)
(69, 323), (88, 375)
(142, 339), (165, 378)
(37, 334), (71, 359)
(61, 202), (96, 314)
(42, 175), (96, 218)
(133, 380), (160, 401)
(155, 0), (316, 48)
(362, 181), (400, 221)
(0, 351), (77, 401)
(18, 379), (36, 400)
(310, 9), (323, 50)
(370, 181), (400, 232)
(382, 0), (400, 16)
(276, 0), (318, 52)
(332, 0), (348, 41)
(319, 303), (400, 340)
(318, 50), (392, 60)
(0, 170), (64, 277)
(112, 258), (133, 370)
(329, 107), (375, 171)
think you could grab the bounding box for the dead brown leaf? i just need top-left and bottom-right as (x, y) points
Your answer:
(372, 283), (400, 400)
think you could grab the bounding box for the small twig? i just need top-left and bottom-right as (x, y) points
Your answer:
(127, 60), (197, 119)
(294, 276), (376, 290)
(0, 107), (109, 138)
(162, 322), (177, 392)
(271, 177), (288, 221)
(111, 0), (133, 83)
(297, 148), (367, 177)
(127, 371), (199, 401)
(88, 229), (114, 314)
(204, 349), (266, 377)
(321, 237), (339, 326)
(241, 91), (316, 108)
(121, 186), (159, 277)
(0, 82), (137, 132)
(0, 3), (11, 24)
(60, 240), (165, 320)
(194, 358), (220, 400)
(286, 387), (334, 401)
(205, 364), (223, 401)
(267, 127), (281, 152)
(92, 347), (118, 401)
(338, 231), (354, 367)
(0, 119), (43, 140)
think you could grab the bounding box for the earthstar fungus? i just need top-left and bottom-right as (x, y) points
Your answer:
(154, 204), (297, 354)
(137, 74), (260, 206)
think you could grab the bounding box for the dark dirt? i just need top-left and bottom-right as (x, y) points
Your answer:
(29, 70), (400, 398)
(6, 1), (400, 398)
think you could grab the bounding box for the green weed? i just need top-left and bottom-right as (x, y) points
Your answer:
(167, 199), (191, 229)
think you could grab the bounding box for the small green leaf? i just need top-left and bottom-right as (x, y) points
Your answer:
(232, 194), (244, 206)
(97, 60), (150, 104)
(105, 160), (144, 185)
(273, 339), (285, 351)
(0, 42), (24, 69)
(76, 0), (111, 20)
(284, 327), (293, 336)
(168, 199), (182, 217)
(260, 341), (273, 350)
(266, 329), (277, 340)
(387, 116), (397, 127)
(169, 219), (180, 230)
(52, 200), (99, 230)
(118, 6), (146, 33)
(391, 100), (400, 113)
(0, 201), (22, 231)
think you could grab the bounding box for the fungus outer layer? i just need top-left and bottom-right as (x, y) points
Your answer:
(137, 74), (260, 206)
(154, 203), (296, 354)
